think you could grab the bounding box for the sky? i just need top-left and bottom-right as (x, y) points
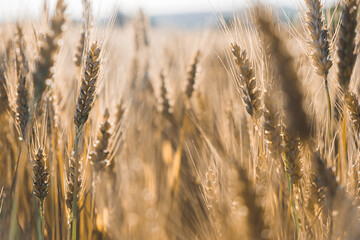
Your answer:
(0, 0), (335, 21)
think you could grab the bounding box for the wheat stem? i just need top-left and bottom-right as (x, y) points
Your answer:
(324, 79), (332, 140)
(34, 195), (42, 240)
(71, 127), (82, 240)
(40, 199), (45, 238)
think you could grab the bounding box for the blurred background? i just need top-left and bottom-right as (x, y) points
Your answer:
(0, 0), (337, 28)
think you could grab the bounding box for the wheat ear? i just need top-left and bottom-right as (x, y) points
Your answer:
(74, 42), (101, 128)
(346, 91), (360, 136)
(337, 0), (358, 90)
(32, 0), (66, 102)
(15, 75), (29, 139)
(158, 70), (172, 120)
(184, 50), (201, 99)
(230, 42), (262, 120)
(304, 0), (333, 137)
(90, 108), (111, 172)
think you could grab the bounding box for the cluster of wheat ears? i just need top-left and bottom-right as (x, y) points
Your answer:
(1, 0), (360, 239)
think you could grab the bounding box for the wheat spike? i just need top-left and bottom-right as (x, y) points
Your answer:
(15, 75), (29, 139)
(0, 66), (9, 115)
(158, 70), (172, 119)
(230, 42), (262, 120)
(74, 42), (101, 128)
(281, 127), (303, 186)
(346, 91), (360, 135)
(66, 151), (82, 211)
(137, 10), (150, 47)
(74, 30), (85, 68)
(90, 108), (111, 171)
(32, 147), (49, 200)
(337, 0), (358, 90)
(15, 25), (28, 76)
(133, 10), (150, 52)
(263, 92), (282, 159)
(305, 0), (333, 78)
(184, 50), (201, 99)
(33, 0), (66, 101)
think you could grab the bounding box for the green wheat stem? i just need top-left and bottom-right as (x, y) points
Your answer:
(40, 199), (45, 239)
(34, 195), (42, 240)
(71, 126), (82, 240)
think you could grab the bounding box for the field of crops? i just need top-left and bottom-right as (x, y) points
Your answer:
(0, 0), (359, 239)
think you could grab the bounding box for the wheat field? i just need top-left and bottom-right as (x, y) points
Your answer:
(0, 0), (360, 239)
